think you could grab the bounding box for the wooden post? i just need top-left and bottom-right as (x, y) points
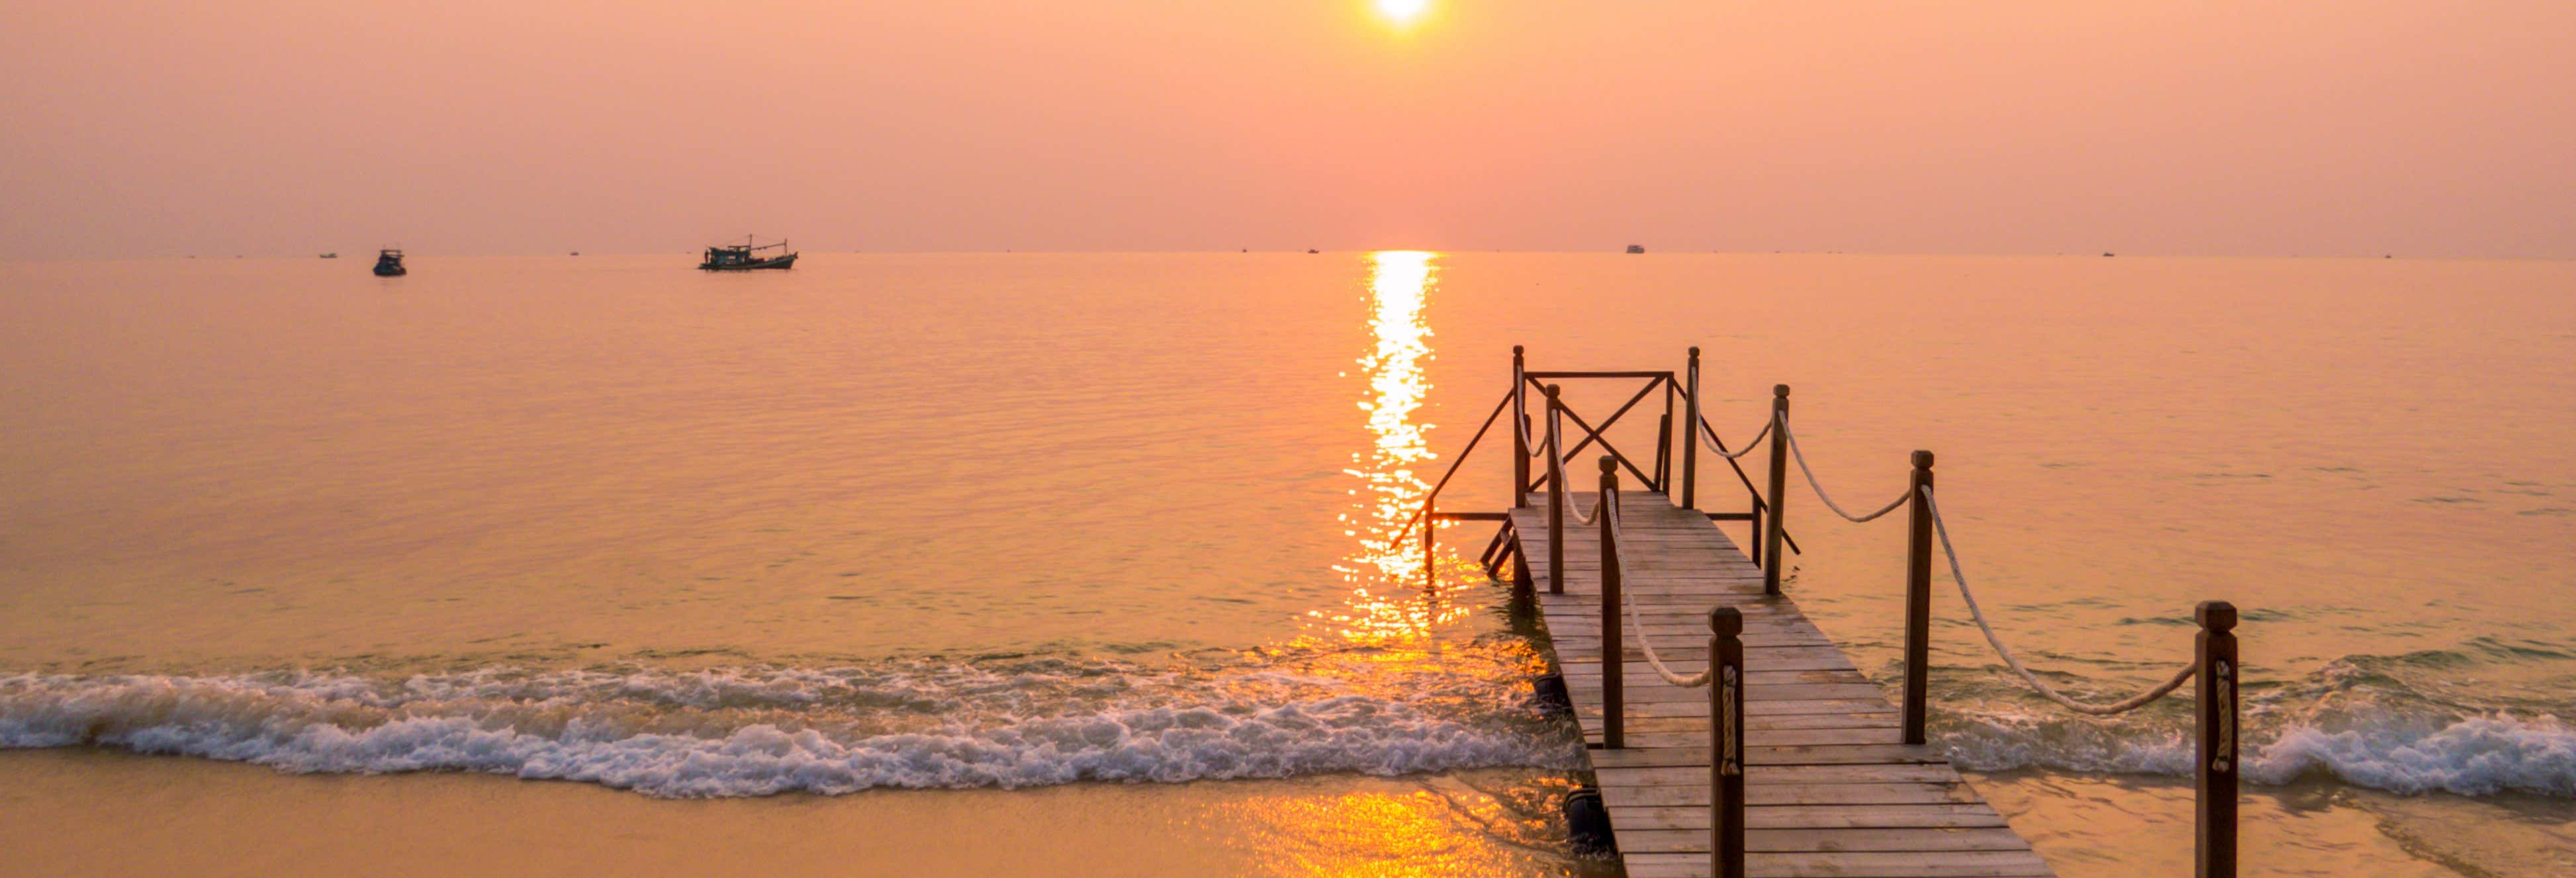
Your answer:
(1512, 346), (1530, 503)
(1423, 505), (1436, 588)
(1748, 500), (1763, 566)
(1598, 455), (1624, 750)
(1763, 384), (1790, 595)
(1545, 385), (1566, 595)
(1710, 606), (1745, 878)
(1658, 373), (1675, 491)
(1902, 451), (1935, 744)
(1654, 412), (1673, 492)
(2197, 600), (2239, 878)
(1682, 347), (1700, 510)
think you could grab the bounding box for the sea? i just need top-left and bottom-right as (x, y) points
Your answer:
(1, 252), (2569, 876)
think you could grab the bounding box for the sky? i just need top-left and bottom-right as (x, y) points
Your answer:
(3, 1), (2571, 258)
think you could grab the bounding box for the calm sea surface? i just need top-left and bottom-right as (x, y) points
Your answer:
(3, 253), (2571, 876)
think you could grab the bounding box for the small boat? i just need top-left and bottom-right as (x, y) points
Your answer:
(1626, 244), (1645, 254)
(700, 236), (798, 271)
(319, 252), (338, 259)
(373, 249), (406, 277)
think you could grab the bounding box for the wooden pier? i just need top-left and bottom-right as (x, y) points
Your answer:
(1515, 488), (2051, 878)
(1414, 347), (2243, 878)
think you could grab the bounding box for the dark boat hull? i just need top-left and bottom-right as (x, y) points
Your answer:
(700, 252), (797, 271)
(373, 265), (406, 277)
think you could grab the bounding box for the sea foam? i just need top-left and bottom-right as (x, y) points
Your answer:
(9, 654), (2573, 799)
(0, 657), (1582, 797)
(1939, 705), (2576, 797)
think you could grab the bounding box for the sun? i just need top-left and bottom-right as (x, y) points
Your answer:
(1373, 0), (1430, 26)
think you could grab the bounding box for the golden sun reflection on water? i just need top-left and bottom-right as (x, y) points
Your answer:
(1309, 251), (1479, 644)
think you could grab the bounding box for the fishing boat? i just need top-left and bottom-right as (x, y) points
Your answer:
(319, 252), (338, 259)
(373, 249), (406, 277)
(699, 236), (798, 271)
(1626, 244), (1645, 254)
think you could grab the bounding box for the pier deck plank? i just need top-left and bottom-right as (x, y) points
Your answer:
(1509, 490), (2052, 878)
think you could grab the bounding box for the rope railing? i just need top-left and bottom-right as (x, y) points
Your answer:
(1778, 416), (1913, 523)
(1698, 415), (1772, 461)
(1600, 492), (1716, 688)
(1923, 485), (2198, 715)
(1545, 349), (2242, 877)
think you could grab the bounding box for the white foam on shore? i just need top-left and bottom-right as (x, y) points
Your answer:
(2252, 714), (2576, 796)
(1941, 709), (2576, 797)
(0, 662), (1582, 797)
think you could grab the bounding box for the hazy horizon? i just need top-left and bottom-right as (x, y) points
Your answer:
(7, 1), (2573, 259)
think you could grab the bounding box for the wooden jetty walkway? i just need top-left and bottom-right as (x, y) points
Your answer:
(1516, 488), (2049, 878)
(1411, 347), (2246, 878)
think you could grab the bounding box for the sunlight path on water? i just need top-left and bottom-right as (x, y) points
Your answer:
(1310, 251), (1477, 644)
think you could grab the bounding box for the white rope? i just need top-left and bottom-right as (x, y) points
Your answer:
(1923, 486), (2196, 715)
(1605, 495), (1715, 687)
(1514, 405), (1546, 459)
(1698, 416), (1771, 460)
(1779, 417), (1912, 523)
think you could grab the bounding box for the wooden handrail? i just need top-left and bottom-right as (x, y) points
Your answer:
(1391, 387), (1516, 543)
(1679, 388), (1804, 557)
(1522, 373), (1665, 487)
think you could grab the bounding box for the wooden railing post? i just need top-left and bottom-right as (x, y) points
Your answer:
(1682, 347), (1701, 510)
(1512, 346), (1530, 503)
(1748, 500), (1763, 566)
(1654, 412), (1673, 492)
(1422, 504), (1436, 588)
(2197, 600), (2240, 878)
(1598, 455), (1624, 750)
(1545, 385), (1566, 595)
(1763, 384), (1790, 595)
(1902, 450), (1935, 744)
(1710, 606), (1745, 878)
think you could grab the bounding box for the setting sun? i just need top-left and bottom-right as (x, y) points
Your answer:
(1374, 0), (1430, 26)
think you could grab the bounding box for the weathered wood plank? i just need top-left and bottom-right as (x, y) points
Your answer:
(1615, 803), (2015, 831)
(1601, 781), (1984, 808)
(1624, 850), (2053, 878)
(1616, 826), (2036, 854)
(1508, 490), (2048, 877)
(1590, 744), (1949, 769)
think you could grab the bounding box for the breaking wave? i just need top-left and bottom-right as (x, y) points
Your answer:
(10, 644), (2572, 801)
(1934, 650), (2576, 797)
(0, 649), (1583, 797)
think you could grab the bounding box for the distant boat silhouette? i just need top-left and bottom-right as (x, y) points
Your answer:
(1307, 248), (1319, 254)
(700, 236), (797, 271)
(373, 249), (406, 277)
(319, 252), (338, 259)
(2102, 252), (2115, 257)
(1626, 244), (1645, 254)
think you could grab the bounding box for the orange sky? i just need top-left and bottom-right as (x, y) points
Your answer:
(3, 1), (2570, 257)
